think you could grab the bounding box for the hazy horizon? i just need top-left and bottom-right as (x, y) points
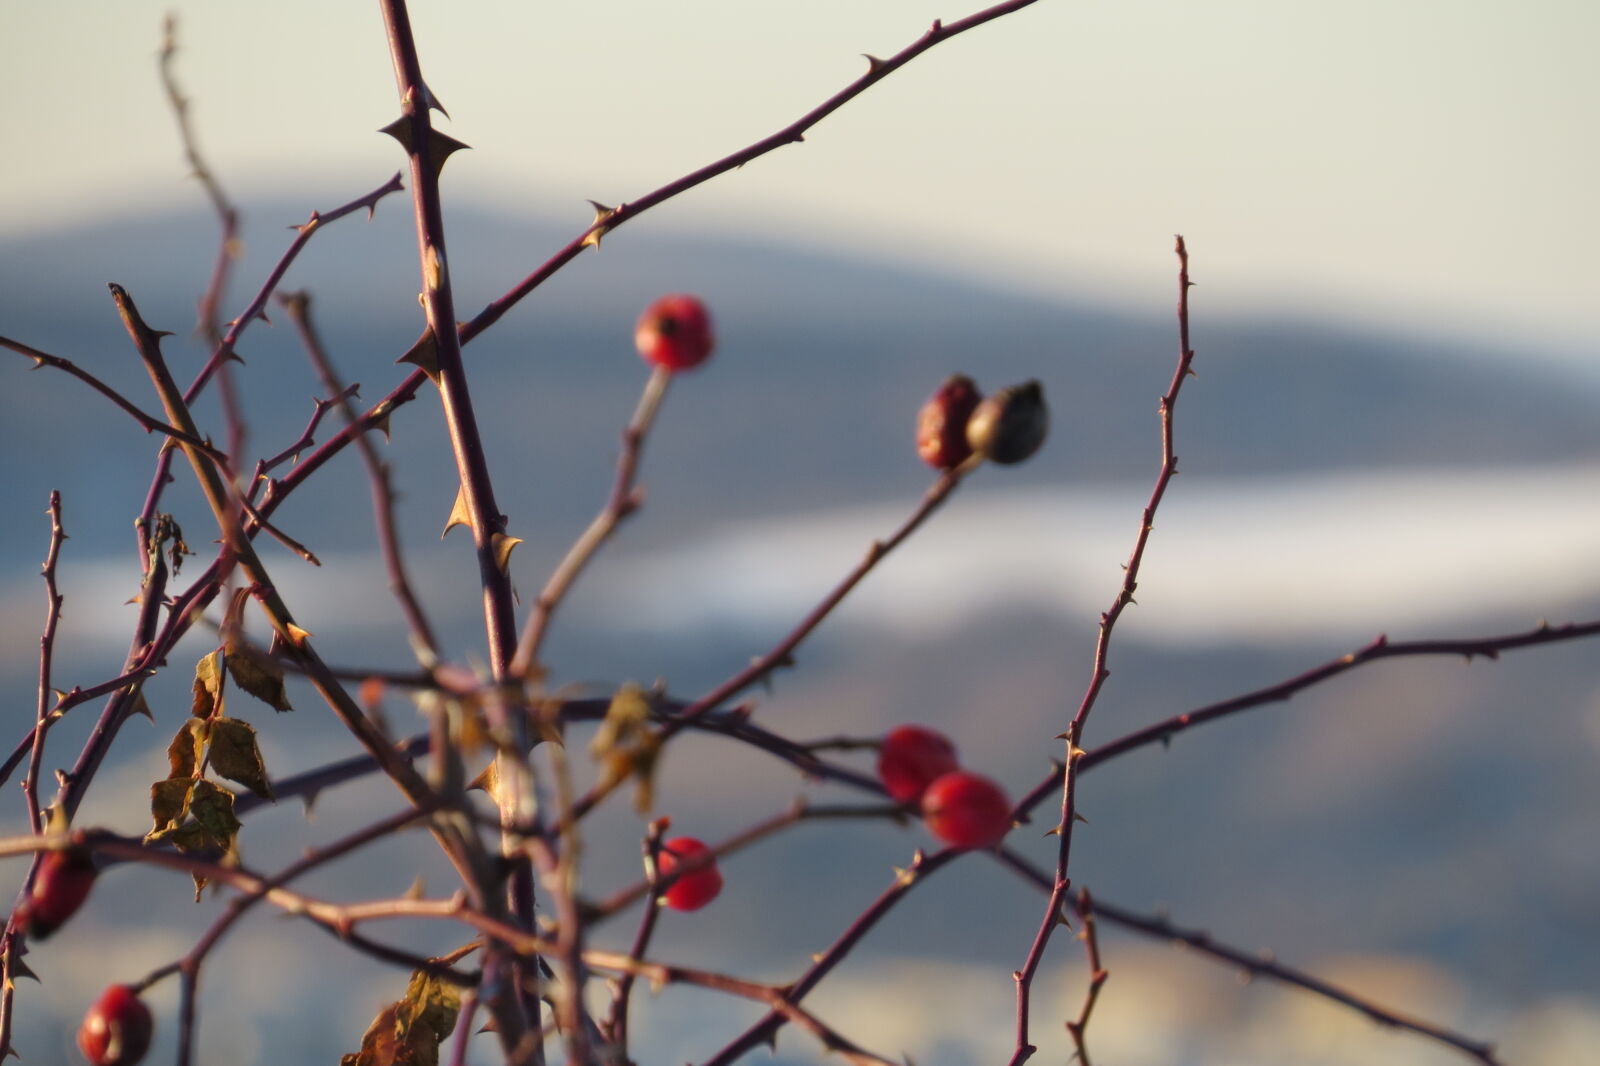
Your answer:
(5, 1), (1597, 366)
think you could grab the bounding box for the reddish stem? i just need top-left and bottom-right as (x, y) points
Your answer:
(377, 2), (537, 1052)
(1010, 236), (1198, 1066)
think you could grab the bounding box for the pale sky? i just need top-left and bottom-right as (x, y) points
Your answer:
(5, 1), (1597, 363)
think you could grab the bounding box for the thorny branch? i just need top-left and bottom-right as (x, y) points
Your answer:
(0, 494), (70, 1059)
(25, 493), (68, 836)
(128, 167), (404, 563)
(1009, 236), (1198, 1066)
(377, 1), (538, 1052)
(1078, 620), (1600, 772)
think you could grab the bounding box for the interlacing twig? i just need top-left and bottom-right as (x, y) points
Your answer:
(0, 828), (897, 1066)
(127, 167), (404, 569)
(571, 467), (969, 821)
(0, 184), (414, 1065)
(147, 805), (442, 1066)
(4, 2), (1592, 1063)
(111, 282), (498, 916)
(241, 620), (1587, 1066)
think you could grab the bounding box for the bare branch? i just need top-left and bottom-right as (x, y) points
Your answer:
(1010, 236), (1199, 1066)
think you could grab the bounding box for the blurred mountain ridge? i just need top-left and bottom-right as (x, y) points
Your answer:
(4, 197), (1596, 561)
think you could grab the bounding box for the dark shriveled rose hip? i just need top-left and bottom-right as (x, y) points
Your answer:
(966, 379), (1048, 465)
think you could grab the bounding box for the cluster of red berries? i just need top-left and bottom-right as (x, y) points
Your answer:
(916, 374), (1049, 469)
(26, 302), (1037, 1060)
(877, 725), (1014, 849)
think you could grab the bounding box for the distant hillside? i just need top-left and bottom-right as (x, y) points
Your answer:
(3, 198), (1597, 566)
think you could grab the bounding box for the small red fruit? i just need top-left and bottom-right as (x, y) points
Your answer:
(877, 725), (960, 804)
(77, 984), (153, 1066)
(635, 294), (715, 371)
(16, 846), (97, 939)
(921, 771), (1013, 849)
(916, 375), (983, 469)
(656, 836), (724, 912)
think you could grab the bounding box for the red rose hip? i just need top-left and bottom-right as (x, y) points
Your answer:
(656, 836), (724, 911)
(916, 374), (982, 469)
(921, 771), (1013, 849)
(77, 984), (153, 1066)
(16, 846), (97, 939)
(877, 725), (960, 804)
(635, 294), (715, 371)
